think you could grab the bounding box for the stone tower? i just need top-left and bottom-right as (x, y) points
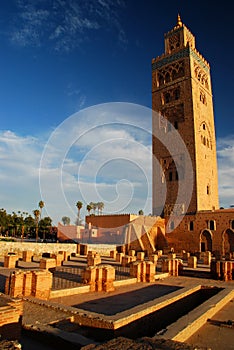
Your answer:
(152, 15), (219, 217)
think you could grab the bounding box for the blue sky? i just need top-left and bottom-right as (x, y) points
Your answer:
(0, 0), (233, 224)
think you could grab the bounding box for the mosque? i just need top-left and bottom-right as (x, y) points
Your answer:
(60, 16), (234, 257)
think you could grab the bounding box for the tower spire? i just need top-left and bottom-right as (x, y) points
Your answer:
(177, 13), (182, 27)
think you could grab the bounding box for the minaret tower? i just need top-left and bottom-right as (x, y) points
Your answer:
(152, 15), (219, 216)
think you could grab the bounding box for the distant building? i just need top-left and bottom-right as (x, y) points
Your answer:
(57, 222), (83, 242)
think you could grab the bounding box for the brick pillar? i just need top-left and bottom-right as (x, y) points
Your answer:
(188, 256), (197, 268)
(116, 252), (124, 263)
(210, 260), (218, 279)
(225, 253), (232, 261)
(117, 245), (126, 254)
(58, 252), (66, 265)
(156, 250), (163, 257)
(168, 253), (176, 259)
(102, 265), (115, 292)
(220, 261), (228, 281)
(81, 266), (97, 291)
(226, 261), (233, 281)
(122, 256), (131, 267)
(130, 261), (140, 281)
(87, 252), (101, 266)
(31, 270), (52, 300)
(7, 272), (24, 298)
(161, 259), (180, 276)
(203, 251), (212, 265)
(76, 243), (81, 255)
(4, 255), (18, 268)
(182, 252), (190, 260)
(149, 254), (158, 265)
(39, 258), (56, 270)
(130, 261), (146, 282)
(110, 250), (117, 259)
(161, 259), (169, 273)
(23, 271), (33, 296)
(95, 266), (103, 292)
(22, 251), (33, 262)
(51, 253), (63, 266)
(145, 261), (155, 282)
(58, 250), (70, 261)
(136, 252), (145, 261)
(128, 250), (135, 257)
(77, 244), (88, 255)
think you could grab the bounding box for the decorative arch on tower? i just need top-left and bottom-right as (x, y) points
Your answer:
(199, 121), (212, 150)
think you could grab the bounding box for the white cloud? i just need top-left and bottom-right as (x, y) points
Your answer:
(39, 102), (153, 222)
(217, 135), (234, 207)
(0, 130), (43, 215)
(1, 110), (233, 225)
(10, 0), (126, 51)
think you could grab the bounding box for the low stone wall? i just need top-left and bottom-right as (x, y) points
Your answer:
(87, 244), (116, 256)
(0, 242), (116, 258)
(0, 242), (77, 258)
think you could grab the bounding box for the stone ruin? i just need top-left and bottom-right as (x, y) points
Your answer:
(81, 264), (115, 292)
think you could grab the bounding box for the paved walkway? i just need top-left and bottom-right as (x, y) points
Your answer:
(187, 297), (234, 350)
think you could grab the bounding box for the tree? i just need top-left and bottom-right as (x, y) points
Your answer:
(39, 216), (52, 241)
(76, 201), (83, 225)
(138, 209), (144, 215)
(24, 215), (35, 238)
(0, 209), (7, 235)
(33, 209), (40, 242)
(89, 202), (94, 214)
(62, 216), (70, 225)
(92, 202), (97, 215)
(38, 201), (45, 220)
(97, 202), (104, 215)
(86, 204), (92, 215)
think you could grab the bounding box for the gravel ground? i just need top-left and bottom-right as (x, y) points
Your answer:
(22, 300), (72, 326)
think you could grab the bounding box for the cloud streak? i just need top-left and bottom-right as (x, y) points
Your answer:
(9, 0), (127, 51)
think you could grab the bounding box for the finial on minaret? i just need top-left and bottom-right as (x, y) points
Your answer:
(177, 13), (182, 27)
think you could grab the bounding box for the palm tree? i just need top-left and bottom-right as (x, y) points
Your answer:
(76, 201), (83, 225)
(38, 201), (45, 220)
(86, 204), (92, 215)
(97, 202), (104, 215)
(92, 202), (97, 215)
(33, 209), (40, 242)
(62, 216), (70, 225)
(89, 202), (94, 214)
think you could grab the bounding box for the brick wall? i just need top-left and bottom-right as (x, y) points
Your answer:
(165, 209), (234, 254)
(0, 294), (23, 340)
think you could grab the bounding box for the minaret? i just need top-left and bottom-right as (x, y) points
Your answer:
(152, 15), (219, 216)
